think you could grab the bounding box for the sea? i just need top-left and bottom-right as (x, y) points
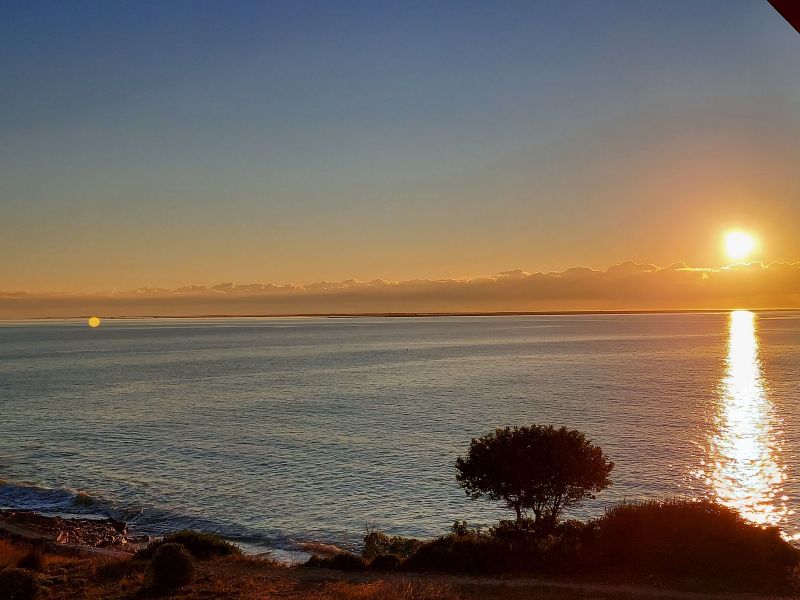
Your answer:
(1, 311), (799, 559)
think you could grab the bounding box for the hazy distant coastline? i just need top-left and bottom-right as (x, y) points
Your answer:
(3, 261), (799, 320)
(5, 307), (798, 322)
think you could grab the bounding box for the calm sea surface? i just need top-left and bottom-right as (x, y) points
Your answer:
(1, 312), (799, 555)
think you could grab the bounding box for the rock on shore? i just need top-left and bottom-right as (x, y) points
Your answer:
(0, 509), (148, 552)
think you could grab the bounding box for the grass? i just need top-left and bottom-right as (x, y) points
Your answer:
(92, 556), (146, 582)
(307, 580), (457, 600)
(0, 538), (30, 570)
(0, 539), (65, 572)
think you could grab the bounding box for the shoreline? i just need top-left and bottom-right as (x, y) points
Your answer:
(0, 505), (334, 564)
(0, 509), (793, 599)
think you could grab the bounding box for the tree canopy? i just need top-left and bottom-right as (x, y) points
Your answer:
(455, 425), (613, 529)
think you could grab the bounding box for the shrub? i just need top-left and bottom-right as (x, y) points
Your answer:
(402, 499), (800, 589)
(150, 542), (194, 591)
(326, 552), (368, 572)
(137, 530), (241, 559)
(17, 549), (44, 572)
(456, 425), (613, 531)
(0, 568), (40, 600)
(363, 530), (422, 559)
(403, 534), (511, 575)
(304, 555), (327, 568)
(370, 553), (401, 571)
(488, 518), (537, 541)
(450, 520), (470, 536)
(592, 499), (800, 590)
(305, 552), (367, 571)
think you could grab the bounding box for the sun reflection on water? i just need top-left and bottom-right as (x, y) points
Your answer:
(703, 310), (794, 536)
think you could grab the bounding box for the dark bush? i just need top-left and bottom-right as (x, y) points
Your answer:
(363, 530), (422, 559)
(303, 555), (328, 568)
(137, 530), (241, 559)
(327, 552), (368, 572)
(401, 499), (800, 590)
(555, 518), (595, 540)
(403, 534), (511, 575)
(150, 542), (194, 591)
(17, 549), (44, 572)
(488, 518), (537, 541)
(304, 552), (367, 571)
(451, 520), (470, 536)
(370, 553), (401, 571)
(591, 499), (800, 590)
(402, 523), (596, 576)
(0, 568), (39, 600)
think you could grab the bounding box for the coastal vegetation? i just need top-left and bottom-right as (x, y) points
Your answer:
(307, 498), (799, 591)
(136, 529), (241, 560)
(305, 426), (800, 592)
(149, 542), (194, 591)
(1, 424), (799, 597)
(455, 425), (614, 529)
(0, 567), (39, 600)
(363, 528), (423, 560)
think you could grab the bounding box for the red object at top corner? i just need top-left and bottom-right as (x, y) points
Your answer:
(768, 0), (800, 34)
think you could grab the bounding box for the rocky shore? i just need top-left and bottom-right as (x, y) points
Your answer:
(0, 510), (149, 555)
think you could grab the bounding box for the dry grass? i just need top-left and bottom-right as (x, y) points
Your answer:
(0, 538), (28, 569)
(0, 536), (789, 600)
(0, 538), (68, 571)
(310, 580), (457, 600)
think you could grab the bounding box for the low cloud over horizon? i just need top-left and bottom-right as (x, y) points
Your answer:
(2, 261), (800, 320)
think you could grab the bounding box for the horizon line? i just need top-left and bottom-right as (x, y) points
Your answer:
(4, 307), (798, 323)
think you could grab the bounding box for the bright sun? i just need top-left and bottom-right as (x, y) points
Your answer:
(724, 231), (756, 261)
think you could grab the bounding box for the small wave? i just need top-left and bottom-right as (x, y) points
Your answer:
(0, 481), (118, 520)
(0, 479), (313, 558)
(0, 479), (362, 561)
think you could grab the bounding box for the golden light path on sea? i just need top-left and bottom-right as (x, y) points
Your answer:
(705, 310), (795, 538)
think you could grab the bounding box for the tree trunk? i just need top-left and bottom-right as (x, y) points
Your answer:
(514, 503), (522, 522)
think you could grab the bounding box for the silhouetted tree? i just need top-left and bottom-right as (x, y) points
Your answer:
(456, 425), (613, 530)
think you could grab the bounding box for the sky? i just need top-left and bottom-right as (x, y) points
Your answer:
(1, 1), (798, 315)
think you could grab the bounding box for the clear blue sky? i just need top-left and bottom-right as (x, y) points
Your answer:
(1, 1), (797, 291)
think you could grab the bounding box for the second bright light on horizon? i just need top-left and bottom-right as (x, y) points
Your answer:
(725, 231), (757, 261)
